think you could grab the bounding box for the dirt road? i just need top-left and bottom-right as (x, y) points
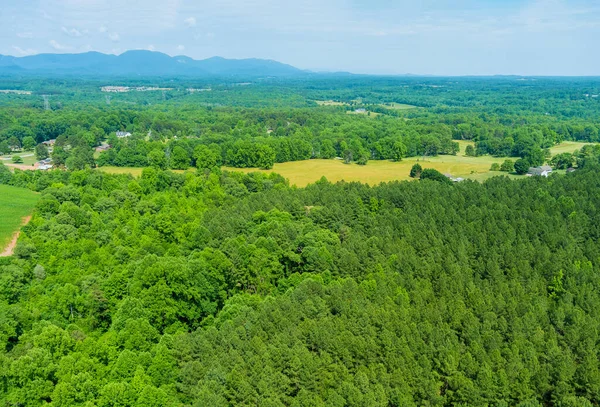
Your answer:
(0, 215), (32, 257)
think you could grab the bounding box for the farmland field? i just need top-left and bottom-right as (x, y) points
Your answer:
(223, 141), (596, 187)
(0, 184), (39, 254)
(223, 155), (509, 187)
(104, 140), (595, 187)
(549, 141), (592, 155)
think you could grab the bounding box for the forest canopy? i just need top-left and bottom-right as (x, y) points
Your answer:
(1, 76), (600, 406)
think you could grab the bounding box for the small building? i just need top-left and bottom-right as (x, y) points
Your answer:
(566, 167), (576, 173)
(39, 164), (53, 171)
(527, 165), (553, 177)
(95, 143), (111, 152)
(116, 131), (131, 138)
(42, 139), (56, 146)
(354, 108), (366, 113)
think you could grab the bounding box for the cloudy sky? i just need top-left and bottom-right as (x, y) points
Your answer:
(2, 0), (599, 75)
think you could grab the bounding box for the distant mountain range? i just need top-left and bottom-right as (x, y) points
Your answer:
(0, 50), (308, 78)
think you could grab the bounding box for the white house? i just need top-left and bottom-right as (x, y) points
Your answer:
(527, 165), (553, 177)
(116, 131), (132, 138)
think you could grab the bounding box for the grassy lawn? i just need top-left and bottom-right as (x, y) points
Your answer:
(224, 154), (513, 187)
(98, 141), (594, 188)
(0, 185), (39, 251)
(315, 100), (348, 106)
(0, 153), (37, 166)
(549, 141), (593, 155)
(346, 110), (381, 118)
(379, 103), (417, 110)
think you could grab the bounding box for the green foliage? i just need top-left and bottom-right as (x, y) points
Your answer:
(22, 136), (36, 151)
(1, 166), (600, 404)
(35, 144), (49, 161)
(500, 159), (515, 172)
(465, 144), (476, 156)
(409, 163), (422, 178)
(551, 153), (575, 170)
(1, 76), (600, 406)
(514, 158), (530, 174)
(420, 168), (453, 184)
(490, 162), (500, 171)
(11, 155), (23, 164)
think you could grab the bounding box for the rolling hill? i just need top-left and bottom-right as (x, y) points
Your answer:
(0, 50), (306, 78)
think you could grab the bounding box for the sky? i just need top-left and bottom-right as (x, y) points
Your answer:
(1, 0), (600, 76)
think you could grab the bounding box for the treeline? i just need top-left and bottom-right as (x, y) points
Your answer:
(96, 129), (458, 170)
(2, 151), (600, 404)
(1, 76), (600, 169)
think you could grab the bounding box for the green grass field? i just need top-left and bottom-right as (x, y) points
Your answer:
(379, 103), (417, 110)
(224, 154), (508, 187)
(223, 141), (596, 187)
(549, 141), (591, 155)
(0, 185), (39, 252)
(0, 153), (37, 167)
(98, 141), (596, 188)
(315, 100), (348, 106)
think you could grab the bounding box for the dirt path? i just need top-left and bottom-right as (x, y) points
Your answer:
(4, 163), (39, 171)
(0, 215), (32, 257)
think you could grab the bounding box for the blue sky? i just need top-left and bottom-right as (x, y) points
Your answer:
(2, 0), (600, 75)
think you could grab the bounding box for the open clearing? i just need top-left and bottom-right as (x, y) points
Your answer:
(1, 153), (38, 168)
(223, 141), (596, 187)
(549, 141), (592, 155)
(379, 103), (417, 110)
(224, 155), (510, 187)
(0, 185), (39, 256)
(315, 100), (348, 106)
(98, 141), (596, 187)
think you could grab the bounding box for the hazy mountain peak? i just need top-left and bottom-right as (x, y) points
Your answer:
(0, 51), (306, 78)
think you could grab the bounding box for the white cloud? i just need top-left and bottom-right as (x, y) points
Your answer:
(12, 46), (37, 56)
(184, 17), (197, 27)
(61, 26), (85, 37)
(108, 32), (120, 42)
(99, 25), (107, 33)
(147, 44), (155, 51)
(177, 44), (185, 51)
(17, 32), (34, 39)
(49, 39), (71, 51)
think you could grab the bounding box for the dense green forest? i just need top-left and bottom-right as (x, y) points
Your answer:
(1, 76), (600, 406)
(1, 77), (599, 170)
(2, 142), (600, 405)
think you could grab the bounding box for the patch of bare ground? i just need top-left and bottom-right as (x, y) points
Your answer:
(0, 215), (32, 257)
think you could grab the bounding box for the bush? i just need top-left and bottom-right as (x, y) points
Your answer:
(514, 158), (530, 175)
(11, 155), (23, 164)
(409, 163), (422, 178)
(420, 168), (453, 184)
(500, 159), (515, 172)
(490, 163), (500, 171)
(465, 145), (476, 157)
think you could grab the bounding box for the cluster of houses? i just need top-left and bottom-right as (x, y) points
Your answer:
(101, 86), (173, 93)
